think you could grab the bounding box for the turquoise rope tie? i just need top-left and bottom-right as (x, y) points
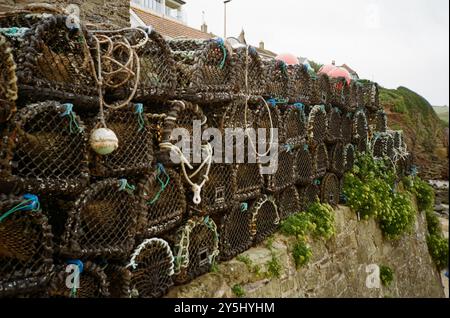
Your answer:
(134, 103), (146, 131)
(0, 194), (40, 223)
(118, 179), (136, 194)
(240, 202), (248, 212)
(303, 144), (309, 152)
(0, 27), (29, 37)
(61, 103), (83, 134)
(148, 163), (170, 205)
(313, 179), (321, 186)
(284, 144), (294, 153)
(267, 98), (288, 107)
(215, 38), (227, 69)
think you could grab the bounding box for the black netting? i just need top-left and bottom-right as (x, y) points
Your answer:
(280, 104), (307, 146)
(49, 262), (110, 298)
(353, 109), (368, 153)
(329, 142), (345, 176)
(330, 77), (350, 110)
(341, 113), (354, 144)
(313, 143), (329, 179)
(295, 143), (313, 185)
(214, 203), (252, 261)
(250, 196), (279, 245)
(392, 130), (404, 151)
(277, 186), (301, 221)
(320, 173), (340, 206)
(297, 183), (320, 212)
(262, 59), (290, 99)
(255, 100), (281, 145)
(0, 194), (53, 297)
(127, 238), (174, 298)
(375, 110), (388, 133)
(59, 179), (143, 260)
(326, 107), (343, 144)
(264, 147), (296, 193)
(343, 144), (356, 172)
(234, 46), (265, 96)
(307, 105), (328, 148)
(372, 133), (394, 159)
(361, 82), (380, 112)
(0, 34), (17, 123)
(137, 166), (186, 238)
(288, 64), (311, 102)
(233, 163), (263, 201)
(0, 101), (89, 195)
(310, 74), (331, 105)
(104, 264), (131, 298)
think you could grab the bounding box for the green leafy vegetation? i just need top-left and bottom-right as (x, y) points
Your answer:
(236, 254), (262, 276)
(231, 284), (245, 298)
(292, 241), (312, 268)
(426, 234), (449, 270)
(266, 254), (282, 279)
(380, 265), (394, 287)
(409, 177), (435, 212)
(433, 106), (449, 125)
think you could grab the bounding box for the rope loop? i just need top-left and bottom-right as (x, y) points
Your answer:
(0, 194), (40, 223)
(134, 103), (146, 131)
(148, 163), (171, 205)
(118, 179), (136, 194)
(61, 103), (83, 134)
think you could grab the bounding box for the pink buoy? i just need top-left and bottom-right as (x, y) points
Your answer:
(275, 53), (299, 66)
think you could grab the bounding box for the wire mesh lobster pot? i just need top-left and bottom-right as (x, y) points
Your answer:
(320, 173), (340, 206)
(137, 166), (186, 238)
(310, 74), (331, 106)
(89, 104), (153, 177)
(343, 143), (356, 173)
(104, 264), (131, 298)
(297, 183), (320, 212)
(0, 34), (18, 123)
(312, 143), (329, 179)
(234, 46), (265, 96)
(349, 81), (363, 111)
(264, 147), (296, 193)
(276, 186), (301, 221)
(353, 109), (369, 153)
(330, 77), (350, 110)
(233, 163), (263, 201)
(168, 38), (235, 99)
(262, 59), (290, 99)
(48, 261), (109, 298)
(326, 107), (343, 144)
(127, 238), (175, 298)
(375, 110), (388, 133)
(250, 195), (280, 245)
(295, 143), (313, 185)
(214, 203), (253, 261)
(255, 99), (282, 145)
(280, 104), (307, 146)
(341, 113), (354, 144)
(329, 142), (345, 176)
(0, 101), (89, 195)
(373, 132), (395, 160)
(16, 15), (97, 103)
(170, 216), (219, 285)
(59, 179), (144, 260)
(0, 194), (54, 297)
(288, 64), (311, 102)
(391, 130), (404, 151)
(361, 82), (380, 112)
(307, 105), (328, 148)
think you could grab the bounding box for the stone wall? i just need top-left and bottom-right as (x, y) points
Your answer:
(166, 206), (445, 298)
(0, 0), (130, 28)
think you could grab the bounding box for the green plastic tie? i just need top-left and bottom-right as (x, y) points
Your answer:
(118, 179), (136, 194)
(0, 194), (40, 223)
(134, 103), (146, 131)
(61, 103), (83, 134)
(148, 164), (170, 205)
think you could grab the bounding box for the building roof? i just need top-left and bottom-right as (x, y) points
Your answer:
(132, 6), (213, 39)
(341, 64), (359, 77)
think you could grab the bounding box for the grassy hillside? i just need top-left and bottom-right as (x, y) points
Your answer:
(379, 87), (448, 179)
(433, 106), (449, 124)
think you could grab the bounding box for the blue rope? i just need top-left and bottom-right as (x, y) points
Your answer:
(0, 194), (40, 223)
(0, 27), (29, 37)
(284, 144), (294, 153)
(134, 103), (146, 131)
(215, 38), (227, 69)
(61, 103), (83, 134)
(303, 144), (309, 152)
(118, 179), (136, 193)
(240, 202), (248, 212)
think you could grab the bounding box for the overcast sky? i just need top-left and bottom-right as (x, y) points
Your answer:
(184, 0), (449, 106)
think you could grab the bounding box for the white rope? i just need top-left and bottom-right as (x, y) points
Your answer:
(126, 238), (175, 276)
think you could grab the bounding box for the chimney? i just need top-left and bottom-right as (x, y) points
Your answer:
(201, 23), (208, 33)
(332, 60), (336, 66)
(259, 41), (265, 50)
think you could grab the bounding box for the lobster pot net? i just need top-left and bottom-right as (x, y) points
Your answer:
(288, 64), (311, 102)
(297, 183), (320, 211)
(295, 143), (313, 185)
(235, 46), (265, 96)
(392, 130), (404, 151)
(167, 38), (234, 97)
(127, 238), (174, 298)
(343, 144), (356, 172)
(355, 134), (368, 153)
(264, 147), (296, 193)
(171, 217), (219, 285)
(250, 196), (280, 245)
(341, 113), (354, 144)
(375, 110), (388, 133)
(233, 164), (263, 201)
(60, 179), (143, 260)
(0, 101), (89, 195)
(326, 107), (343, 144)
(214, 204), (252, 261)
(137, 167), (186, 238)
(320, 173), (340, 206)
(307, 105), (328, 148)
(104, 265), (131, 298)
(361, 82), (380, 112)
(310, 74), (331, 106)
(262, 59), (290, 99)
(349, 82), (363, 111)
(372, 133), (394, 159)
(354, 109), (368, 141)
(89, 104), (153, 177)
(0, 34), (17, 123)
(16, 15), (97, 102)
(330, 77), (350, 110)
(277, 186), (301, 221)
(49, 262), (109, 298)
(313, 143), (329, 179)
(0, 194), (53, 297)
(255, 99), (281, 146)
(329, 142), (345, 176)
(280, 104), (307, 146)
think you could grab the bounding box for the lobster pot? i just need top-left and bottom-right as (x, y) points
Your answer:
(307, 105), (328, 148)
(277, 186), (301, 221)
(127, 238), (175, 298)
(353, 109), (369, 153)
(214, 204), (252, 261)
(59, 179), (143, 260)
(375, 110), (388, 133)
(310, 74), (331, 106)
(288, 64), (312, 102)
(250, 196), (280, 245)
(341, 113), (354, 144)
(280, 104), (307, 146)
(0, 195), (53, 297)
(297, 183), (320, 212)
(49, 262), (109, 298)
(326, 107), (343, 144)
(262, 59), (290, 99)
(361, 82), (380, 112)
(255, 99), (282, 145)
(0, 101), (89, 195)
(343, 144), (356, 172)
(313, 143), (329, 179)
(137, 167), (186, 238)
(295, 143), (313, 185)
(349, 82), (363, 111)
(170, 217), (219, 285)
(235, 46), (265, 96)
(89, 104), (153, 177)
(392, 130), (404, 151)
(104, 264), (131, 298)
(16, 15), (97, 103)
(264, 147), (296, 193)
(320, 173), (340, 206)
(329, 142), (345, 176)
(233, 164), (263, 201)
(330, 77), (350, 110)
(167, 38), (234, 98)
(0, 34), (17, 123)
(373, 133), (395, 159)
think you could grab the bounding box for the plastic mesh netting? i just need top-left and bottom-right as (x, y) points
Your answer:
(0, 34), (17, 123)
(353, 109), (369, 153)
(343, 143), (356, 173)
(375, 110), (388, 133)
(372, 132), (395, 160)
(280, 104), (307, 146)
(310, 74), (331, 106)
(320, 173), (340, 206)
(104, 264), (131, 298)
(295, 143), (313, 185)
(277, 186), (301, 221)
(288, 64), (311, 102)
(313, 143), (329, 179)
(0, 101), (89, 195)
(250, 196), (279, 245)
(361, 82), (380, 112)
(235, 46), (265, 96)
(297, 183), (320, 212)
(326, 107), (343, 144)
(264, 147), (296, 193)
(392, 130), (404, 151)
(233, 163), (263, 201)
(349, 82), (363, 111)
(263, 59), (290, 99)
(329, 142), (345, 176)
(341, 112), (353, 144)
(330, 77), (350, 110)
(307, 105), (328, 148)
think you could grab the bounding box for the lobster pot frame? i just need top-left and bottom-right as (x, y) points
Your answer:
(329, 142), (345, 176)
(320, 173), (340, 206)
(392, 130), (404, 151)
(343, 144), (356, 173)
(307, 105), (328, 148)
(127, 238), (175, 298)
(250, 196), (279, 245)
(255, 100), (282, 146)
(214, 204), (253, 261)
(349, 82), (363, 111)
(297, 183), (320, 212)
(59, 179), (143, 260)
(326, 107), (343, 144)
(170, 217), (219, 285)
(104, 264), (131, 298)
(235, 46), (265, 96)
(263, 59), (290, 99)
(353, 109), (369, 141)
(168, 38), (235, 99)
(277, 186), (301, 221)
(375, 110), (388, 133)
(372, 133), (395, 160)
(288, 64), (311, 102)
(295, 143), (313, 186)
(137, 167), (186, 238)
(89, 104), (154, 177)
(330, 77), (350, 110)
(0, 34), (18, 123)
(0, 194), (54, 297)
(280, 104), (307, 146)
(341, 113), (354, 144)
(233, 163), (263, 201)
(17, 15), (97, 103)
(264, 147), (296, 193)
(0, 101), (89, 195)
(49, 262), (109, 298)
(361, 82), (380, 112)
(313, 143), (329, 179)
(310, 74), (331, 106)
